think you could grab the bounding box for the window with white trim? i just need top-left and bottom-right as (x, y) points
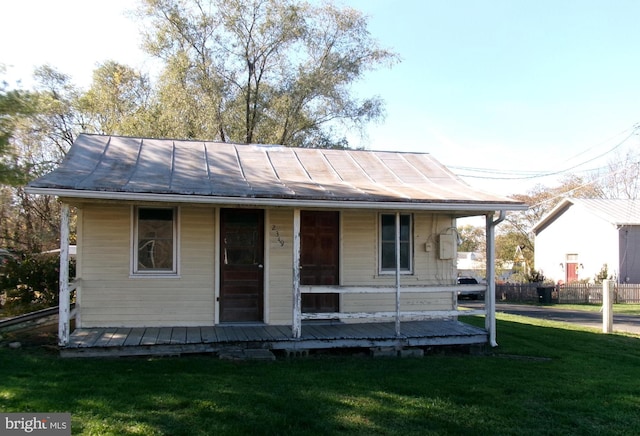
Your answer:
(133, 207), (178, 275)
(379, 213), (412, 273)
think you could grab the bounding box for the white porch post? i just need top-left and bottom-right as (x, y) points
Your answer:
(58, 202), (70, 347)
(602, 279), (614, 333)
(486, 211), (506, 347)
(292, 208), (302, 338)
(395, 212), (401, 336)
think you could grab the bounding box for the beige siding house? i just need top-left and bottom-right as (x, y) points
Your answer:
(28, 134), (526, 355)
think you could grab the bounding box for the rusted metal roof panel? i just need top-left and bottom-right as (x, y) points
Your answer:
(204, 142), (251, 195)
(80, 136), (140, 190)
(28, 134), (525, 209)
(125, 137), (173, 191)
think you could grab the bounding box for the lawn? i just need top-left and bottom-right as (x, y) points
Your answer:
(1, 315), (640, 435)
(552, 303), (640, 316)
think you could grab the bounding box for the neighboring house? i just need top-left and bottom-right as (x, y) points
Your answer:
(27, 134), (526, 353)
(496, 245), (529, 282)
(456, 251), (485, 280)
(533, 198), (640, 284)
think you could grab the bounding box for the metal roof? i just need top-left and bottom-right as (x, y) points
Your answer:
(27, 134), (526, 212)
(533, 198), (640, 234)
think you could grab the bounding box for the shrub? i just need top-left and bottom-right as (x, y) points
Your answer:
(0, 253), (76, 315)
(594, 264), (610, 284)
(527, 269), (545, 283)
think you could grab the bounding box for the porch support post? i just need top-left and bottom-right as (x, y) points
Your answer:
(486, 210), (506, 347)
(292, 208), (302, 339)
(58, 202), (71, 347)
(602, 279), (613, 333)
(395, 212), (401, 336)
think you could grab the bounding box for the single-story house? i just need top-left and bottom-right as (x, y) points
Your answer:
(27, 134), (526, 356)
(533, 198), (640, 284)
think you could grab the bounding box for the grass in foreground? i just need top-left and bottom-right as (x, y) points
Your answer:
(1, 315), (640, 436)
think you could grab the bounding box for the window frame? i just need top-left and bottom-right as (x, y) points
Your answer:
(378, 213), (413, 275)
(131, 206), (180, 277)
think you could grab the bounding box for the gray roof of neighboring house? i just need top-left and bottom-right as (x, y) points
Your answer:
(533, 198), (640, 234)
(27, 134), (526, 212)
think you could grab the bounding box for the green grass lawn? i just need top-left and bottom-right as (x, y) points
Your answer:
(494, 301), (640, 316)
(551, 303), (640, 315)
(1, 315), (640, 435)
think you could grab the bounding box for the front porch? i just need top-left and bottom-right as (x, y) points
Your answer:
(61, 319), (487, 358)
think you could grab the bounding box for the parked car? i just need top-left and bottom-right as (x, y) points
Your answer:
(456, 277), (483, 300)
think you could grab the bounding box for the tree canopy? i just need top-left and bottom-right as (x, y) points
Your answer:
(0, 0), (398, 252)
(0, 72), (35, 185)
(78, 61), (154, 136)
(0, 66), (80, 252)
(136, 0), (398, 146)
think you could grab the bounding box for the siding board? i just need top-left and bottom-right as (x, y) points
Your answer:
(79, 204), (215, 327)
(78, 204), (457, 328)
(266, 209), (294, 324)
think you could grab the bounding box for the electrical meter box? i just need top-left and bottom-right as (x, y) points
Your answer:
(439, 234), (456, 260)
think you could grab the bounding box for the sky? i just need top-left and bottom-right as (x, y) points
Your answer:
(2, 0), (640, 197)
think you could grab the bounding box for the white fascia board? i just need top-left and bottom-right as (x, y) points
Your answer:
(26, 187), (528, 213)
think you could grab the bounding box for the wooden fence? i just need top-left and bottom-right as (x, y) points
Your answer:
(496, 283), (640, 304)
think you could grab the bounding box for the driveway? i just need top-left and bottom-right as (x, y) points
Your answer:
(460, 301), (640, 335)
(494, 303), (640, 335)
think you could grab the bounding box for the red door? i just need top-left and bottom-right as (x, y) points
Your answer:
(219, 209), (264, 322)
(566, 262), (579, 283)
(300, 211), (340, 313)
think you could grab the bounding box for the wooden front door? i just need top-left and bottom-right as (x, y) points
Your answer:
(300, 211), (340, 313)
(220, 209), (264, 322)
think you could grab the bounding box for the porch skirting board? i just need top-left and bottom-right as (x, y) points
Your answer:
(61, 320), (488, 358)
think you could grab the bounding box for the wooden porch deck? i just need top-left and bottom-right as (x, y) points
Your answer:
(61, 320), (488, 358)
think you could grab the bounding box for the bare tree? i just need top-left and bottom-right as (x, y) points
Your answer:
(598, 147), (640, 200)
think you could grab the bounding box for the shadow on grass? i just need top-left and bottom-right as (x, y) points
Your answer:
(1, 316), (640, 435)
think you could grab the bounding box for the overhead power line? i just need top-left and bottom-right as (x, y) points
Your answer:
(448, 124), (639, 181)
(527, 158), (640, 210)
(555, 125), (637, 167)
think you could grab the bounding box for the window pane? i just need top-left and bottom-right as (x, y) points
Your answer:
(224, 230), (258, 265)
(400, 215), (410, 240)
(139, 208), (173, 221)
(380, 214), (411, 271)
(381, 242), (396, 269)
(381, 215), (395, 241)
(400, 241), (410, 269)
(138, 208), (174, 271)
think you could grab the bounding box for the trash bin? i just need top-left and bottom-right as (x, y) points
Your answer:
(536, 286), (554, 304)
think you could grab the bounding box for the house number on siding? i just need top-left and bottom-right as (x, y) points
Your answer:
(271, 225), (286, 247)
